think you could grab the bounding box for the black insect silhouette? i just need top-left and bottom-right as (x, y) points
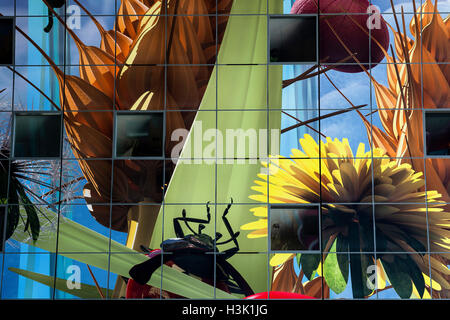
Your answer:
(129, 199), (254, 296)
(43, 0), (65, 33)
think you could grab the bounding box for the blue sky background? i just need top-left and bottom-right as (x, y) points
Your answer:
(0, 0), (448, 299)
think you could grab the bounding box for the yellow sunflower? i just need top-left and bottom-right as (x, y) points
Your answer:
(241, 134), (450, 298)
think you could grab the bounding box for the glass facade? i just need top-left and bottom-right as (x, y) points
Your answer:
(0, 0), (448, 300)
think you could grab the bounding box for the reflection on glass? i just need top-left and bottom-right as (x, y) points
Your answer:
(13, 113), (61, 158)
(115, 113), (164, 158)
(270, 205), (319, 251)
(0, 18), (13, 65)
(425, 112), (450, 156)
(270, 16), (317, 63)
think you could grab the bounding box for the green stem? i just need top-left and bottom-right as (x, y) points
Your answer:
(348, 222), (365, 298)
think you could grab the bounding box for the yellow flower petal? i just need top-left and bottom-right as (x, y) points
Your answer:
(423, 273), (442, 291)
(247, 229), (268, 239)
(250, 206), (268, 218)
(242, 133), (449, 291)
(240, 219), (267, 231)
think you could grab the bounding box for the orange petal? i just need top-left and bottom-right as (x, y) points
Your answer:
(117, 0), (150, 39)
(75, 0), (132, 62)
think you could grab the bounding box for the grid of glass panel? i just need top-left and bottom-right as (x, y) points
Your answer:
(0, 0), (448, 300)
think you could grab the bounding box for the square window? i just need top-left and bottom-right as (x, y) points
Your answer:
(425, 111), (450, 156)
(269, 16), (317, 64)
(115, 113), (164, 158)
(270, 205), (320, 251)
(13, 113), (62, 158)
(0, 17), (14, 65)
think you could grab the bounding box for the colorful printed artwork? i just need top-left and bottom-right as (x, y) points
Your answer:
(0, 0), (448, 302)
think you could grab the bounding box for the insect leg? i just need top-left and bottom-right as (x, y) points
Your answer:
(216, 199), (240, 256)
(44, 9), (54, 33)
(174, 205), (212, 237)
(173, 209), (188, 237)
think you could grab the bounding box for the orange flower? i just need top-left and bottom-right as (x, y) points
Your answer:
(26, 0), (233, 231)
(362, 0), (450, 203)
(362, 0), (450, 298)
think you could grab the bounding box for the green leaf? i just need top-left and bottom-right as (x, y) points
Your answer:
(323, 242), (348, 294)
(349, 253), (373, 298)
(148, 0), (284, 295)
(335, 235), (349, 283)
(296, 253), (302, 269)
(12, 208), (235, 299)
(1, 205), (20, 251)
(348, 222), (364, 298)
(15, 183), (40, 241)
(382, 257), (413, 299)
(360, 223), (374, 252)
(9, 267), (110, 299)
(0, 184), (19, 250)
(361, 254), (374, 297)
(375, 228), (388, 254)
(300, 254), (321, 280)
(402, 255), (425, 298)
(336, 234), (348, 253)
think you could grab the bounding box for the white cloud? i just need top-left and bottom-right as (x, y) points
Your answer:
(320, 80), (370, 109)
(320, 110), (370, 152)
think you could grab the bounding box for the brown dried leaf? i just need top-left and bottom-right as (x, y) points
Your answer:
(117, 0), (150, 39)
(272, 261), (297, 292)
(304, 277), (329, 299)
(75, 44), (118, 102)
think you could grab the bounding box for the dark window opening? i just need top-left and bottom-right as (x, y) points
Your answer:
(270, 205), (320, 251)
(0, 18), (14, 65)
(13, 113), (62, 158)
(269, 16), (317, 63)
(425, 111), (450, 156)
(115, 113), (164, 158)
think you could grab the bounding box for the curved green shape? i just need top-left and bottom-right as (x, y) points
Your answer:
(9, 267), (109, 299)
(12, 209), (235, 299)
(11, 0), (283, 299)
(323, 242), (348, 294)
(150, 0), (283, 295)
